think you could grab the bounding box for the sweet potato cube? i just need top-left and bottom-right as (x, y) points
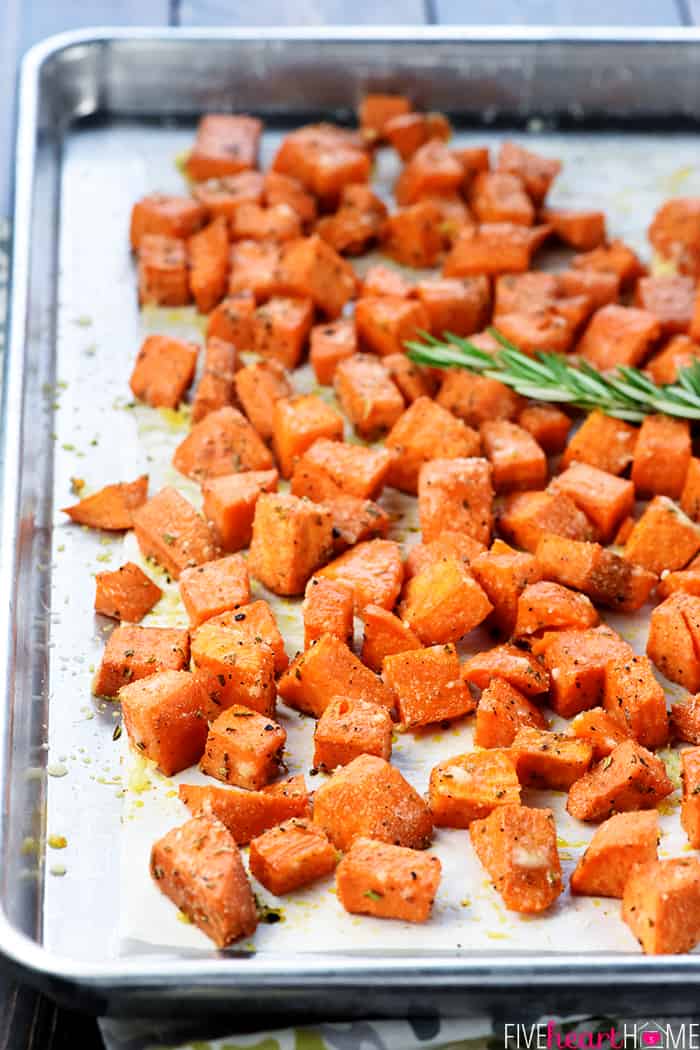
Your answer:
(543, 625), (633, 718)
(634, 275), (695, 336)
(355, 296), (430, 358)
(625, 496), (700, 574)
(470, 171), (534, 226)
(470, 540), (542, 636)
(253, 296), (314, 370)
(336, 838), (441, 923)
(514, 581), (599, 640)
(333, 354), (404, 441)
(173, 406), (274, 482)
(561, 410), (638, 476)
(418, 456), (493, 546)
(385, 397), (481, 495)
(646, 334), (700, 385)
(498, 490), (595, 554)
(398, 558), (492, 646)
(623, 857), (700, 955)
(201, 704), (285, 789)
(566, 740), (673, 822)
(512, 727), (593, 791)
(672, 695), (700, 744)
(137, 234), (190, 307)
(302, 577), (354, 650)
(470, 805), (563, 913)
(249, 818), (337, 896)
(429, 749), (520, 827)
(383, 644), (475, 728)
(360, 605), (421, 673)
(291, 438), (394, 502)
(313, 696), (393, 770)
(234, 359), (292, 442)
(647, 592), (700, 693)
(681, 457), (700, 522)
(558, 268), (620, 310)
(188, 216), (229, 314)
(405, 531), (486, 580)
(603, 653), (669, 750)
(278, 633), (393, 718)
(480, 420), (547, 492)
(273, 124), (370, 207)
(395, 140), (463, 206)
(497, 140), (561, 204)
(120, 669), (210, 775)
(517, 404), (571, 455)
(191, 337), (237, 424)
(312, 754), (433, 851)
(535, 534), (656, 613)
(263, 171), (318, 226)
(277, 235), (357, 319)
(385, 112), (448, 160)
(541, 207), (606, 250)
(272, 395), (344, 479)
(231, 202), (302, 244)
(129, 335), (198, 410)
(462, 644), (549, 697)
(229, 239), (284, 302)
(631, 415), (691, 500)
(247, 493), (333, 597)
(380, 201), (444, 268)
(650, 197), (700, 277)
(191, 628), (276, 717)
(570, 707), (632, 760)
(361, 264), (414, 299)
(679, 747), (700, 852)
(494, 305), (579, 356)
(310, 320), (357, 384)
(93, 624), (190, 699)
(577, 303), (661, 370)
(193, 172), (265, 225)
(204, 601), (288, 675)
(179, 775), (310, 846)
(150, 815), (257, 947)
(571, 810), (659, 898)
(359, 93), (413, 140)
(201, 469), (279, 552)
(314, 539), (403, 613)
(179, 554), (250, 628)
(572, 239), (645, 290)
(474, 678), (548, 749)
(315, 184), (388, 255)
(133, 486), (217, 579)
(322, 494), (390, 553)
(415, 276), (489, 339)
(186, 114), (261, 180)
(551, 462), (634, 543)
(437, 371), (521, 428)
(63, 474), (148, 531)
(130, 193), (205, 251)
(443, 223), (549, 277)
(94, 561), (162, 622)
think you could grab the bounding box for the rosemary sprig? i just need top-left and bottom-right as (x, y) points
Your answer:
(405, 328), (700, 422)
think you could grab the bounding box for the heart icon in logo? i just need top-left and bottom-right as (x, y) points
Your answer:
(643, 1033), (662, 1047)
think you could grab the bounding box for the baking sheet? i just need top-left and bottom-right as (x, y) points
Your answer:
(44, 120), (700, 963)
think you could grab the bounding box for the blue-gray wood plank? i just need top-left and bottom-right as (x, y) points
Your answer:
(433, 0), (682, 25)
(178, 0), (426, 23)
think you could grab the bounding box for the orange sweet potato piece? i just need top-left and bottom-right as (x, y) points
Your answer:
(380, 201), (444, 268)
(658, 567), (700, 599)
(310, 320), (357, 385)
(313, 696), (393, 770)
(395, 140), (463, 206)
(648, 592), (700, 693)
(405, 531), (486, 580)
(437, 371), (522, 428)
(383, 353), (434, 403)
(336, 838), (441, 923)
(571, 810), (659, 898)
(625, 496), (700, 574)
(249, 818), (337, 895)
(174, 406), (274, 482)
(63, 474), (148, 531)
(415, 276), (490, 338)
(272, 395), (343, 479)
(312, 754), (433, 851)
(94, 561), (162, 622)
(316, 184), (387, 256)
(470, 539), (542, 636)
(566, 740), (673, 823)
(470, 804), (563, 913)
(188, 216), (229, 314)
(360, 605), (421, 673)
(133, 486), (217, 579)
(541, 208), (606, 250)
(493, 305), (579, 356)
(498, 490), (595, 554)
(248, 493), (333, 597)
(535, 534), (656, 613)
(557, 269), (620, 311)
(631, 415), (691, 500)
(191, 337), (237, 423)
(474, 677), (548, 749)
(572, 239), (645, 290)
(514, 580), (599, 640)
(120, 669), (210, 774)
(385, 112), (451, 161)
(418, 456), (493, 545)
(186, 115), (261, 180)
(622, 856), (700, 955)
(263, 171), (318, 227)
(512, 727), (593, 791)
(681, 457), (700, 522)
(191, 628), (276, 718)
(360, 264), (415, 299)
(385, 397), (481, 495)
(150, 814), (257, 947)
(359, 94), (413, 141)
(314, 539), (403, 613)
(383, 644), (476, 728)
(325, 494), (390, 551)
(201, 704), (286, 790)
(93, 624), (190, 699)
(203, 601), (288, 675)
(291, 439), (394, 502)
(543, 626), (633, 719)
(355, 296), (430, 357)
(603, 653), (669, 750)
(497, 141), (561, 205)
(253, 296), (314, 370)
(130, 193), (206, 250)
(561, 410), (638, 476)
(443, 223), (550, 277)
(680, 747), (700, 849)
(193, 172), (265, 226)
(302, 577), (354, 650)
(277, 234), (357, 319)
(550, 462), (634, 543)
(333, 354), (404, 441)
(179, 554), (250, 628)
(517, 404), (571, 455)
(634, 275), (695, 337)
(273, 124), (370, 207)
(137, 234), (190, 306)
(452, 145), (491, 184)
(129, 335), (198, 409)
(429, 749), (520, 827)
(229, 239), (284, 302)
(470, 171), (534, 226)
(201, 469), (278, 552)
(493, 271), (559, 315)
(480, 420), (547, 492)
(230, 202), (302, 243)
(234, 359), (292, 442)
(179, 775), (310, 846)
(577, 304), (660, 370)
(571, 707), (632, 760)
(649, 197), (700, 277)
(462, 644), (549, 697)
(278, 633), (394, 718)
(398, 557), (492, 646)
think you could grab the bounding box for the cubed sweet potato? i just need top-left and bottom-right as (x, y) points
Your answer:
(625, 497), (700, 574)
(470, 171), (534, 226)
(571, 707), (632, 760)
(493, 305), (580, 356)
(278, 633), (394, 718)
(201, 469), (279, 552)
(514, 580), (599, 639)
(437, 371), (522, 428)
(398, 557), (492, 646)
(129, 335), (198, 410)
(415, 276), (490, 339)
(231, 202), (302, 244)
(191, 337), (237, 423)
(474, 677), (548, 749)
(253, 296), (314, 370)
(550, 462), (634, 543)
(272, 395), (344, 479)
(186, 114), (262, 181)
(355, 296), (430, 357)
(543, 625), (633, 719)
(405, 531), (486, 580)
(635, 275), (695, 337)
(383, 353), (434, 403)
(480, 420), (547, 492)
(577, 304), (660, 370)
(383, 644), (476, 728)
(647, 591), (700, 693)
(336, 838), (441, 923)
(249, 819), (337, 895)
(561, 410), (638, 476)
(386, 112), (451, 160)
(395, 140), (463, 205)
(512, 727), (593, 791)
(603, 653), (669, 750)
(234, 359), (292, 442)
(566, 740), (673, 822)
(229, 239), (284, 302)
(572, 239), (645, 290)
(418, 456), (493, 545)
(94, 561), (162, 622)
(333, 354), (405, 440)
(179, 775), (310, 845)
(273, 124), (370, 207)
(541, 208), (606, 250)
(649, 197), (700, 277)
(93, 624), (190, 699)
(622, 857), (700, 955)
(247, 493), (333, 597)
(462, 644), (549, 697)
(203, 601), (288, 675)
(681, 458), (700, 522)
(120, 669), (211, 774)
(631, 415), (692, 500)
(469, 539), (542, 636)
(359, 94), (413, 140)
(173, 406), (274, 481)
(309, 320), (357, 385)
(385, 397), (480, 495)
(672, 695), (700, 744)
(470, 804), (563, 913)
(359, 604), (422, 673)
(201, 704), (286, 789)
(681, 747), (700, 848)
(193, 172), (265, 226)
(137, 234), (190, 306)
(658, 567), (700, 600)
(188, 216), (229, 314)
(443, 223), (550, 277)
(133, 486), (217, 579)
(277, 234), (357, 319)
(316, 185), (387, 255)
(429, 748), (520, 827)
(302, 576), (354, 649)
(535, 533), (656, 613)
(191, 628), (276, 717)
(313, 696), (393, 770)
(179, 554), (250, 628)
(571, 810), (659, 898)
(360, 264), (415, 299)
(557, 269), (620, 311)
(517, 404), (571, 455)
(314, 539), (403, 613)
(291, 438), (394, 502)
(498, 490), (596, 554)
(263, 170), (318, 226)
(63, 474), (148, 531)
(497, 141), (561, 205)
(380, 201), (444, 268)
(130, 193), (206, 250)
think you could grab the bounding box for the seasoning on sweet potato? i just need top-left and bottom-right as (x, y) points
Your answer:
(312, 754), (432, 851)
(385, 397), (480, 495)
(480, 420), (547, 493)
(566, 739), (673, 823)
(540, 207), (606, 250)
(516, 404), (571, 455)
(470, 804), (563, 913)
(571, 810), (659, 898)
(179, 554), (250, 628)
(380, 200), (444, 269)
(535, 534), (656, 613)
(462, 644), (549, 697)
(94, 562), (162, 622)
(437, 371), (521, 428)
(494, 304), (580, 355)
(625, 497), (700, 575)
(303, 576), (354, 650)
(577, 304), (660, 370)
(186, 114), (262, 181)
(231, 201), (302, 244)
(247, 493), (333, 597)
(360, 264), (414, 299)
(278, 633), (394, 718)
(206, 291), (256, 349)
(383, 353), (434, 404)
(201, 469), (279, 552)
(571, 707), (632, 760)
(191, 337), (238, 424)
(129, 335), (198, 410)
(130, 193), (206, 251)
(603, 653), (669, 750)
(647, 592), (700, 693)
(253, 296), (314, 370)
(137, 234), (190, 306)
(681, 457), (700, 522)
(277, 234), (357, 319)
(200, 704), (286, 790)
(191, 628), (276, 718)
(622, 856), (700, 955)
(681, 747), (700, 848)
(572, 238), (645, 290)
(649, 197), (700, 277)
(398, 557), (492, 646)
(313, 696), (393, 770)
(133, 486), (217, 579)
(470, 171), (534, 226)
(319, 492), (384, 550)
(498, 490), (595, 554)
(310, 320), (357, 385)
(249, 818), (337, 896)
(205, 601), (288, 675)
(179, 775), (310, 846)
(333, 353), (405, 441)
(93, 624), (190, 699)
(229, 239), (284, 302)
(634, 274), (695, 337)
(120, 669), (210, 774)
(405, 531), (486, 580)
(150, 815), (258, 948)
(658, 566), (700, 600)
(512, 727), (593, 791)
(631, 415), (691, 499)
(234, 359), (292, 442)
(336, 838), (441, 923)
(263, 170), (317, 228)
(557, 268), (620, 310)
(497, 141), (561, 205)
(273, 124), (370, 207)
(474, 678), (548, 749)
(359, 94), (413, 141)
(316, 184), (387, 256)
(470, 539), (543, 636)
(63, 474), (148, 531)
(418, 456), (493, 546)
(429, 748), (520, 828)
(193, 171), (265, 225)
(272, 395), (343, 479)
(550, 462), (634, 543)
(385, 112), (451, 161)
(355, 296), (430, 358)
(443, 223), (550, 277)
(514, 580), (599, 640)
(414, 276), (489, 340)
(383, 644), (476, 728)
(395, 140), (463, 206)
(359, 605), (421, 673)
(543, 626), (633, 719)
(561, 410), (638, 476)
(291, 438), (394, 502)
(188, 216), (229, 314)
(314, 539), (403, 613)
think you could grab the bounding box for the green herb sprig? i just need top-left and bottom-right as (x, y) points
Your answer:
(406, 328), (700, 423)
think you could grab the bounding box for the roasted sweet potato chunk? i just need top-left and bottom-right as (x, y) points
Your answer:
(470, 540), (542, 636)
(429, 748), (520, 827)
(462, 644), (549, 697)
(201, 469), (279, 552)
(385, 397), (481, 495)
(443, 223), (549, 277)
(437, 371), (522, 428)
(561, 410), (638, 476)
(517, 404), (571, 455)
(188, 216), (229, 314)
(191, 627), (276, 717)
(383, 644), (476, 728)
(625, 496), (700, 575)
(571, 810), (659, 898)
(120, 669), (210, 775)
(234, 359), (292, 442)
(470, 805), (563, 913)
(253, 296), (314, 370)
(133, 486), (217, 579)
(623, 857), (700, 955)
(309, 320), (357, 385)
(648, 591), (700, 693)
(179, 775), (310, 846)
(572, 238), (645, 290)
(672, 694), (700, 744)
(336, 838), (441, 923)
(360, 605), (422, 673)
(173, 406), (274, 481)
(313, 695), (393, 770)
(514, 581), (599, 640)
(497, 140), (561, 205)
(93, 624), (190, 699)
(277, 234), (357, 319)
(201, 600), (288, 675)
(201, 704), (286, 790)
(541, 207), (605, 250)
(681, 747), (700, 848)
(272, 395), (344, 479)
(474, 677), (548, 749)
(480, 420), (547, 492)
(566, 740), (673, 823)
(512, 727), (593, 791)
(631, 415), (691, 500)
(603, 653), (669, 751)
(186, 115), (262, 181)
(191, 337), (238, 423)
(333, 354), (404, 441)
(355, 295), (430, 356)
(248, 493), (333, 597)
(130, 193), (205, 250)
(137, 234), (190, 306)
(543, 626), (633, 719)
(179, 554), (250, 628)
(649, 197), (700, 277)
(63, 474), (148, 531)
(130, 336), (198, 410)
(302, 576), (354, 650)
(418, 456), (493, 545)
(292, 438), (394, 502)
(278, 633), (394, 718)
(249, 819), (337, 895)
(381, 201), (444, 268)
(498, 490), (595, 554)
(550, 462), (634, 544)
(398, 557), (492, 645)
(405, 531), (486, 580)
(94, 562), (162, 622)
(577, 304), (660, 370)
(535, 534), (656, 613)
(314, 539), (403, 614)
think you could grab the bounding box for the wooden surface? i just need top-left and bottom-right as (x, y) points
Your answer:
(0, 1), (697, 1046)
